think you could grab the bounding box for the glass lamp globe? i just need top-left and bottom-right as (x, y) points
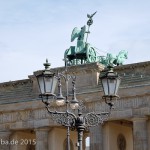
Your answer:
(70, 102), (79, 109)
(100, 66), (121, 98)
(56, 99), (65, 106)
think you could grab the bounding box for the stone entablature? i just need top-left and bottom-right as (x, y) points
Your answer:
(0, 61), (150, 150)
(0, 61), (149, 128)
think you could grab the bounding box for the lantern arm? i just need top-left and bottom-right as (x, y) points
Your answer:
(39, 95), (56, 106)
(83, 111), (110, 127)
(102, 96), (116, 110)
(45, 105), (77, 127)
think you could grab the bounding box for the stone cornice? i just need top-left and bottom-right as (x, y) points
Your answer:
(0, 82), (149, 105)
(33, 62), (104, 76)
(0, 61), (149, 88)
(0, 79), (32, 88)
(114, 61), (150, 73)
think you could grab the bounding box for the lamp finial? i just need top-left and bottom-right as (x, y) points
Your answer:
(43, 59), (51, 70)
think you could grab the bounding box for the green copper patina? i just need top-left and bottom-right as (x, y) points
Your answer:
(64, 12), (128, 67)
(97, 50), (128, 67)
(64, 12), (97, 65)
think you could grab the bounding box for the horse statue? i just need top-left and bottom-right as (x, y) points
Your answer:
(97, 50), (128, 67)
(114, 50), (128, 66)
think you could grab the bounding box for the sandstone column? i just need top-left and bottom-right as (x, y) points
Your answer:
(90, 125), (103, 150)
(35, 128), (50, 150)
(133, 117), (148, 150)
(0, 131), (11, 150)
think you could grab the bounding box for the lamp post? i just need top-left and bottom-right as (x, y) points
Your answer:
(34, 59), (121, 150)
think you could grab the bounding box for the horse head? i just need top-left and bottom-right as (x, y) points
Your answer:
(114, 50), (128, 66)
(118, 50), (128, 59)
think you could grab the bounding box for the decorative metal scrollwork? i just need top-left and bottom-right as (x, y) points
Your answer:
(78, 100), (86, 112)
(84, 112), (110, 127)
(51, 113), (76, 127)
(98, 112), (110, 122)
(85, 113), (100, 126)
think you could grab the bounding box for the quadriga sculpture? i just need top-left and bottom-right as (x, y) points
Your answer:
(64, 12), (128, 67)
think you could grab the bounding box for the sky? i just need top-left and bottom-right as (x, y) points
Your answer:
(0, 0), (150, 83)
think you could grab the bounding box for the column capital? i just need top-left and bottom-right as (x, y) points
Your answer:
(131, 116), (148, 122)
(34, 127), (51, 132)
(0, 130), (11, 137)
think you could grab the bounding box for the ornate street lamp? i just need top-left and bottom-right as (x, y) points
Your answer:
(35, 60), (57, 105)
(100, 66), (121, 107)
(34, 60), (120, 150)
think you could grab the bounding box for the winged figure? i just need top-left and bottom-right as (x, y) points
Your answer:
(71, 26), (86, 42)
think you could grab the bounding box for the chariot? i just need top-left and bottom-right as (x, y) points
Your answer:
(64, 25), (97, 65)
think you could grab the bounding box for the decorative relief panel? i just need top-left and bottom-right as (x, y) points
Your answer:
(34, 109), (49, 120)
(115, 96), (150, 110)
(0, 112), (13, 124)
(0, 108), (50, 124)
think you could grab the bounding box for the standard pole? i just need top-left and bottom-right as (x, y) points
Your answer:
(67, 126), (70, 150)
(65, 59), (70, 150)
(77, 128), (84, 150)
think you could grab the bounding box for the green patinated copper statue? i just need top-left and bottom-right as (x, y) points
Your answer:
(64, 12), (128, 67)
(97, 50), (128, 67)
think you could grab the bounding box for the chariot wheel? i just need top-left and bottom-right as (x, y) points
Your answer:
(86, 47), (97, 63)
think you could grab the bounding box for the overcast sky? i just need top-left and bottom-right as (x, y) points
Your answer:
(0, 0), (150, 83)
